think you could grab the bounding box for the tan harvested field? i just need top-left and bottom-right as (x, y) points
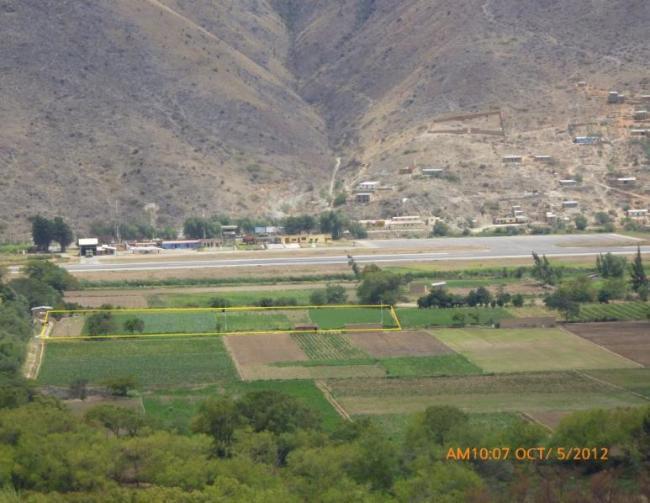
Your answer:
(64, 293), (148, 308)
(346, 331), (453, 358)
(73, 265), (350, 282)
(509, 306), (557, 319)
(65, 282), (357, 308)
(224, 334), (308, 366)
(50, 317), (84, 338)
(566, 322), (650, 366)
(239, 364), (385, 381)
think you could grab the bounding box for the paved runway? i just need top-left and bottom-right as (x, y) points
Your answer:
(58, 234), (649, 273)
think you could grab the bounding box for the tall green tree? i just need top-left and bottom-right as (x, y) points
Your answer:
(50, 217), (74, 252)
(30, 215), (53, 252)
(531, 252), (561, 286)
(183, 217), (221, 239)
(596, 253), (627, 278)
(23, 260), (78, 292)
(357, 269), (402, 305)
(319, 211), (344, 239)
(630, 246), (648, 300)
(191, 397), (244, 457)
(544, 289), (580, 320)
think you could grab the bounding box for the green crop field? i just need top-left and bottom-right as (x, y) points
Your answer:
(329, 372), (648, 416)
(396, 307), (512, 328)
(144, 380), (343, 432)
(308, 307), (398, 329)
(38, 337), (237, 387)
(281, 335), (480, 378)
(583, 368), (650, 399)
(433, 328), (640, 373)
(381, 354), (483, 377)
(293, 333), (368, 360)
(104, 311), (293, 334)
(55, 306), (400, 338)
(354, 412), (526, 443)
(571, 302), (649, 322)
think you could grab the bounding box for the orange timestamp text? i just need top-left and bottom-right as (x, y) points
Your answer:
(446, 447), (609, 462)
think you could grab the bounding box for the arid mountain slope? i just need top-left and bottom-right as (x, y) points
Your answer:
(1, 0), (648, 237)
(0, 0), (330, 236)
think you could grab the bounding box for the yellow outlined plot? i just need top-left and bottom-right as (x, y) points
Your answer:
(42, 305), (403, 342)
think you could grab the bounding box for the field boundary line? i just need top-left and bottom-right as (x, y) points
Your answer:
(576, 370), (650, 402)
(559, 326), (644, 368)
(46, 304), (390, 315)
(222, 336), (244, 381)
(44, 327), (404, 342)
(519, 412), (554, 433)
(315, 380), (351, 421)
(43, 304), (404, 341)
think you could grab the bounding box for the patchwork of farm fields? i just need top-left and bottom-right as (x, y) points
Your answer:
(37, 302), (650, 434)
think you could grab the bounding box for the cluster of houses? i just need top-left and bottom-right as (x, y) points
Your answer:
(493, 205), (529, 225)
(358, 215), (432, 233)
(502, 155), (554, 164)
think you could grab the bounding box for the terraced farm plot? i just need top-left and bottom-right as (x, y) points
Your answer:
(38, 337), (237, 387)
(508, 306), (557, 319)
(224, 333), (383, 381)
(54, 309), (298, 337)
(566, 322), (650, 366)
(396, 307), (512, 328)
(308, 307), (398, 329)
(328, 372), (648, 415)
(293, 333), (368, 360)
(572, 302), (649, 322)
(50, 316), (84, 337)
(225, 333), (308, 366)
(433, 328), (640, 373)
(108, 311), (293, 334)
(346, 331), (453, 357)
(381, 354), (482, 377)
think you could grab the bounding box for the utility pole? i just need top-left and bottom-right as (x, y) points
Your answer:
(114, 200), (121, 243)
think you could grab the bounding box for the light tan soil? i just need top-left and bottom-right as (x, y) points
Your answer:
(51, 317), (85, 338)
(345, 331), (453, 358)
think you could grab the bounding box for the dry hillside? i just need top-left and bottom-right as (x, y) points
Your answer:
(1, 0), (648, 237)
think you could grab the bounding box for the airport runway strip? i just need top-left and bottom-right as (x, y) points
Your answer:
(57, 234), (649, 273)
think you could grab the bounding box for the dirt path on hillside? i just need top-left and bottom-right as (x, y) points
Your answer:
(328, 157), (341, 205)
(23, 323), (50, 380)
